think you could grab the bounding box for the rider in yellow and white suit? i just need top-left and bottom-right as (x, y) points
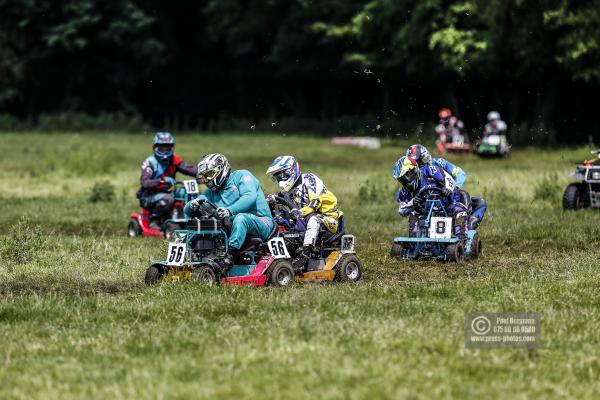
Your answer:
(266, 156), (343, 270)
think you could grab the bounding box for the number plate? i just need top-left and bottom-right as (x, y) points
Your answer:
(429, 217), (452, 239)
(268, 237), (291, 259)
(341, 235), (355, 253)
(166, 242), (187, 266)
(183, 180), (199, 194)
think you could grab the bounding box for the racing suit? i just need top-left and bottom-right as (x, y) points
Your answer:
(138, 154), (197, 219)
(184, 170), (273, 250)
(288, 173), (343, 247)
(484, 120), (507, 136)
(396, 164), (468, 237)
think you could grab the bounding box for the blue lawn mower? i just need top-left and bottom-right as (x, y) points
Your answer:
(390, 187), (482, 262)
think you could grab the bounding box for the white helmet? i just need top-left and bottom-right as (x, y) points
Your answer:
(266, 156), (301, 192)
(487, 111), (501, 121)
(197, 153), (230, 191)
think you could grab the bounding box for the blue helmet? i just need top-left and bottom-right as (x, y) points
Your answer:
(266, 156), (301, 192)
(153, 132), (175, 162)
(406, 144), (432, 165)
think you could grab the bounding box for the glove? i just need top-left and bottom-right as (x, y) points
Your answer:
(162, 176), (176, 187)
(189, 197), (206, 212)
(289, 208), (303, 220)
(443, 187), (453, 197)
(217, 207), (231, 219)
(266, 194), (277, 204)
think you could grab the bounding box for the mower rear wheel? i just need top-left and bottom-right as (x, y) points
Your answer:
(128, 218), (142, 237)
(563, 183), (583, 211)
(192, 265), (217, 286)
(268, 260), (294, 287)
(335, 254), (362, 283)
(445, 242), (465, 263)
(390, 242), (403, 258)
(145, 264), (165, 285)
(469, 233), (482, 260)
(165, 222), (182, 241)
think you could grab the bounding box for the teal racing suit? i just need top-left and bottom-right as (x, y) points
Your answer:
(184, 170), (273, 250)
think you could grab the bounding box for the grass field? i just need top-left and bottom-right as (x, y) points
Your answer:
(0, 132), (599, 399)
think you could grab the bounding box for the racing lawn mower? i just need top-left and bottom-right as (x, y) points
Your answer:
(144, 199), (294, 287)
(474, 134), (510, 158)
(563, 150), (600, 211)
(269, 194), (363, 283)
(390, 187), (482, 262)
(128, 179), (200, 240)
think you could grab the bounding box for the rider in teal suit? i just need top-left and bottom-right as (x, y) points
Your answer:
(184, 154), (273, 258)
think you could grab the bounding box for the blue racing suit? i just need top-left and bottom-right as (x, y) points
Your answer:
(396, 164), (469, 237)
(184, 170), (273, 250)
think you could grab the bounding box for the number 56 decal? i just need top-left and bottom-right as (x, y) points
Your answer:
(166, 243), (187, 266)
(268, 237), (291, 259)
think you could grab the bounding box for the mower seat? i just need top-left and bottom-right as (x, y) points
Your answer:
(239, 220), (278, 252)
(320, 216), (345, 245)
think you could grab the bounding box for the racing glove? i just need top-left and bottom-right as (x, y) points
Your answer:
(189, 197), (206, 212)
(217, 207), (231, 219)
(266, 194), (277, 204)
(289, 208), (303, 220)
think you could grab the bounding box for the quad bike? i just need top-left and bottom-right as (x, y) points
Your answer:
(128, 179), (200, 240)
(268, 194), (363, 283)
(563, 150), (600, 211)
(145, 199), (293, 287)
(437, 128), (471, 154)
(474, 134), (510, 158)
(390, 187), (482, 262)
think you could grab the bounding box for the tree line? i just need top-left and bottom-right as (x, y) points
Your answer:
(0, 0), (598, 143)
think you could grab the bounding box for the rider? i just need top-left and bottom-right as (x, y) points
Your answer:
(483, 111), (507, 136)
(393, 155), (468, 238)
(185, 153), (273, 265)
(266, 156), (342, 271)
(405, 144), (486, 229)
(435, 108), (465, 154)
(138, 132), (197, 230)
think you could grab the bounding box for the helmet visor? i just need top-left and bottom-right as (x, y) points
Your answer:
(272, 168), (293, 182)
(398, 168), (417, 188)
(199, 167), (219, 183)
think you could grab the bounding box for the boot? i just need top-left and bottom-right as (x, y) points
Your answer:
(469, 216), (480, 230)
(292, 246), (312, 273)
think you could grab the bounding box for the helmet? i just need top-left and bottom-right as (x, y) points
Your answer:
(393, 156), (420, 191)
(487, 111), (501, 121)
(197, 153), (230, 191)
(266, 155), (301, 192)
(152, 132), (175, 162)
(406, 144), (432, 165)
(438, 108), (452, 119)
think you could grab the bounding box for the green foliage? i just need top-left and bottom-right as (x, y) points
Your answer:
(88, 181), (115, 203)
(0, 216), (47, 265)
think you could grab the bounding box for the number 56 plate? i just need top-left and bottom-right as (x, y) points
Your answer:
(166, 243), (187, 266)
(268, 237), (291, 259)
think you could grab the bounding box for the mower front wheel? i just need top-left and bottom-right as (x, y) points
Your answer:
(128, 218), (142, 237)
(145, 264), (165, 284)
(268, 260), (294, 287)
(563, 183), (583, 211)
(445, 242), (465, 263)
(192, 265), (218, 286)
(335, 254), (363, 283)
(390, 242), (403, 258)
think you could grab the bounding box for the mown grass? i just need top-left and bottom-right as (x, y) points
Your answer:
(0, 132), (599, 399)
